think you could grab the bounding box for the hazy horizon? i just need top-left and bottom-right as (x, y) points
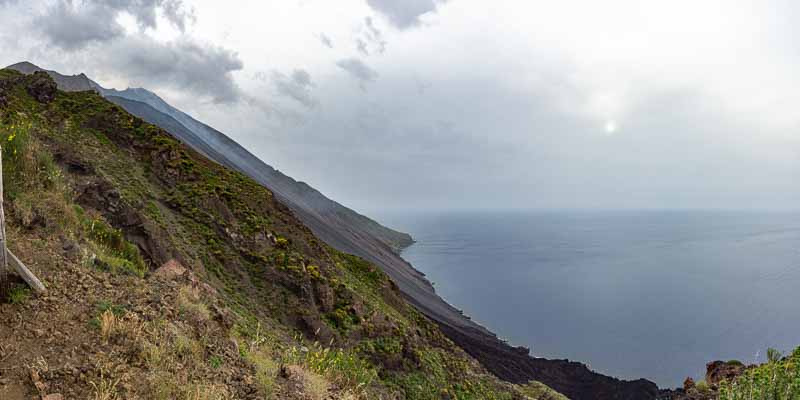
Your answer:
(1, 1), (798, 212)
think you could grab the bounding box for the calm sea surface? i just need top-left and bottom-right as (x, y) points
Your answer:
(377, 210), (800, 387)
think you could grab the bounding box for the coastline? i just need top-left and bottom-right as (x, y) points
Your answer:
(390, 231), (662, 400)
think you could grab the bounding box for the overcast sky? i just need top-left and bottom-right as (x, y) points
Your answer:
(1, 0), (798, 211)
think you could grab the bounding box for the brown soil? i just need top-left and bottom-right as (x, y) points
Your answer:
(0, 227), (332, 400)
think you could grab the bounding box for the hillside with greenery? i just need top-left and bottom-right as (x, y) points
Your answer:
(0, 69), (571, 399)
(718, 347), (800, 400)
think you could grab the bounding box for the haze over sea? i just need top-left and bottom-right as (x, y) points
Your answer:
(379, 210), (800, 387)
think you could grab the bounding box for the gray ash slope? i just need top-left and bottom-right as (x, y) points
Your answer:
(8, 61), (662, 400)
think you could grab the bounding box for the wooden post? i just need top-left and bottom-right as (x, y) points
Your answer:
(8, 249), (45, 293)
(0, 145), (46, 295)
(0, 144), (7, 297)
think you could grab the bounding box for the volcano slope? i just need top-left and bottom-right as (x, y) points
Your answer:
(0, 69), (578, 399)
(4, 64), (662, 400)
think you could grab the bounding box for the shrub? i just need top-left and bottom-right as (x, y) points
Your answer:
(208, 355), (222, 369)
(275, 236), (289, 249)
(285, 342), (377, 395)
(247, 350), (279, 397)
(719, 347), (800, 400)
(79, 211), (147, 277)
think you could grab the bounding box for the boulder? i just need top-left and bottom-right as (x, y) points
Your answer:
(154, 259), (186, 280)
(683, 377), (695, 390)
(26, 71), (57, 103)
(706, 360), (746, 386)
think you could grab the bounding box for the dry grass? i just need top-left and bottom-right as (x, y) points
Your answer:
(177, 285), (211, 323)
(99, 310), (145, 343)
(89, 369), (121, 400)
(99, 310), (118, 342)
(183, 384), (234, 400)
(297, 366), (330, 400)
(248, 350), (280, 398)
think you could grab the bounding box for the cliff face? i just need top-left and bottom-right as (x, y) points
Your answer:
(6, 62), (663, 399)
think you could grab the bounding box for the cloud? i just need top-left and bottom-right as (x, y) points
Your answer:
(5, 0), (799, 211)
(160, 0), (196, 32)
(37, 1), (123, 50)
(335, 58), (378, 89)
(36, 0), (194, 50)
(365, 0), (446, 29)
(271, 68), (317, 108)
(356, 17), (386, 56)
(318, 33), (333, 48)
(106, 37), (243, 104)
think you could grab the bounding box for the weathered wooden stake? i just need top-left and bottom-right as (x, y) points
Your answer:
(0, 145), (46, 295)
(8, 248), (45, 293)
(0, 144), (7, 296)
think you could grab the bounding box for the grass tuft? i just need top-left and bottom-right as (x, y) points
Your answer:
(7, 284), (30, 304)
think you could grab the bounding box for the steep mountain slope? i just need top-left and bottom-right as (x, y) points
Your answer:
(6, 62), (663, 399)
(0, 68), (551, 399)
(102, 87), (415, 253)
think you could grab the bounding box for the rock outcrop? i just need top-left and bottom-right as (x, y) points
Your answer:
(26, 71), (57, 104)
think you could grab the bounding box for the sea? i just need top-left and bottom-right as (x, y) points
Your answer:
(377, 210), (800, 388)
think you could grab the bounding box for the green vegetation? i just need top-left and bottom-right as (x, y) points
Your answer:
(518, 381), (569, 400)
(286, 341), (378, 395)
(726, 360), (744, 367)
(7, 284), (30, 304)
(719, 347), (800, 400)
(76, 206), (147, 277)
(95, 300), (128, 316)
(89, 300), (128, 329)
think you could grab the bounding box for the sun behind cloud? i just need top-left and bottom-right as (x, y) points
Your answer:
(604, 120), (618, 134)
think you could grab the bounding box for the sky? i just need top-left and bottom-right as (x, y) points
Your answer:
(0, 0), (798, 212)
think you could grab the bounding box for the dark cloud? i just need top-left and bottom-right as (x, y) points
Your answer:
(108, 37), (243, 104)
(335, 58), (378, 89)
(318, 33), (333, 49)
(271, 69), (317, 108)
(356, 17), (386, 56)
(37, 1), (122, 50)
(365, 0), (446, 29)
(36, 0), (193, 50)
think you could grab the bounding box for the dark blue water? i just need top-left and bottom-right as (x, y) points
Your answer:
(378, 210), (800, 388)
